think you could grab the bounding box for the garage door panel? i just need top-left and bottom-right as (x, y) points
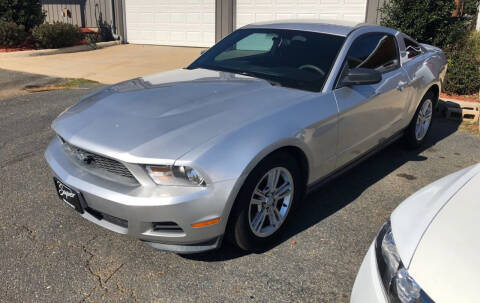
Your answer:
(236, 0), (367, 28)
(125, 0), (214, 47)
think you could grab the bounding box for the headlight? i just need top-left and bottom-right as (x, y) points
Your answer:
(146, 165), (206, 186)
(375, 221), (434, 303)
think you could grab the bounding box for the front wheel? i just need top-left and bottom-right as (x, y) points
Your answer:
(404, 92), (435, 148)
(227, 152), (303, 251)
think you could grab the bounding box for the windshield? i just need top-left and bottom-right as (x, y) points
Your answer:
(188, 29), (345, 92)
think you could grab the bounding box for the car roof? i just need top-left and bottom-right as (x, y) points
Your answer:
(242, 19), (369, 36)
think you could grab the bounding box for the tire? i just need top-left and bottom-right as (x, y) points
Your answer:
(227, 152), (304, 251)
(404, 91), (435, 148)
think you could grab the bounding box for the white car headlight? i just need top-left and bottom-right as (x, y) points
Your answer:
(146, 165), (206, 186)
(375, 221), (434, 303)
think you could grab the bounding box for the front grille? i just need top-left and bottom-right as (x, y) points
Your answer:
(60, 137), (137, 183)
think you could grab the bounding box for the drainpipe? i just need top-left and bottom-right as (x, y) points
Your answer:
(109, 0), (120, 41)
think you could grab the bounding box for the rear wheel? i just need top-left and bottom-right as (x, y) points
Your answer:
(404, 91), (435, 148)
(227, 152), (303, 251)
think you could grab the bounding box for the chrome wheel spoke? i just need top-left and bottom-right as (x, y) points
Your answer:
(250, 198), (264, 206)
(274, 182), (291, 199)
(252, 210), (267, 232)
(415, 122), (422, 138)
(272, 207), (282, 224)
(254, 189), (267, 199)
(268, 209), (279, 228)
(267, 169), (280, 192)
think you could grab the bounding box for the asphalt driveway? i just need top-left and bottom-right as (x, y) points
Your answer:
(1, 68), (480, 302)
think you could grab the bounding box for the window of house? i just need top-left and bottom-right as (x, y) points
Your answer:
(346, 33), (399, 73)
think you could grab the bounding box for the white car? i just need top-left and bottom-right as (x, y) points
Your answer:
(351, 163), (480, 303)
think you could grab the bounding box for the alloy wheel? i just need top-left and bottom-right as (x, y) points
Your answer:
(415, 99), (433, 141)
(248, 167), (294, 238)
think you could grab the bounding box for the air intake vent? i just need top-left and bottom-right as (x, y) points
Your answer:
(85, 207), (128, 228)
(152, 222), (183, 233)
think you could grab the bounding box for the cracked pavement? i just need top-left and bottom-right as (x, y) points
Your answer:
(1, 68), (480, 302)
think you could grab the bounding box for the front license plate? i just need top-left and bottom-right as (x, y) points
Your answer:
(53, 177), (84, 214)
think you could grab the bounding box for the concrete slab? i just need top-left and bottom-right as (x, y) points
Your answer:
(0, 44), (205, 84)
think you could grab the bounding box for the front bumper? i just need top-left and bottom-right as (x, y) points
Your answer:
(350, 242), (388, 303)
(45, 137), (236, 253)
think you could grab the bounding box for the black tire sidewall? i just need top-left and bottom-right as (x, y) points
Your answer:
(228, 152), (303, 251)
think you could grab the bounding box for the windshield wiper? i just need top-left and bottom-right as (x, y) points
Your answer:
(235, 71), (282, 87)
(196, 66), (284, 87)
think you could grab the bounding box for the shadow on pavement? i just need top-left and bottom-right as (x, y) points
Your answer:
(182, 116), (461, 262)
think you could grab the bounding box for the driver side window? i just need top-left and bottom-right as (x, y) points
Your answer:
(346, 33), (399, 73)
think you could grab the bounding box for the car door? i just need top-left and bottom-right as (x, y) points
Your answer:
(333, 32), (410, 168)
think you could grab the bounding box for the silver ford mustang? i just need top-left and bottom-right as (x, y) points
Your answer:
(45, 20), (447, 253)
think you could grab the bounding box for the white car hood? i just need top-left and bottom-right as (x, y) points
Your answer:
(407, 171), (480, 302)
(391, 164), (480, 267)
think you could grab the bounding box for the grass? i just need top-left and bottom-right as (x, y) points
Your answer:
(23, 78), (99, 92)
(61, 78), (98, 89)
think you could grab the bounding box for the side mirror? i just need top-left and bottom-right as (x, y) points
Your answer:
(340, 68), (382, 86)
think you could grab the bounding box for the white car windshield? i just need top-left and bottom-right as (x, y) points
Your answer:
(188, 28), (345, 92)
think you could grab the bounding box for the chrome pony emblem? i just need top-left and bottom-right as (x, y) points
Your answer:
(73, 149), (94, 165)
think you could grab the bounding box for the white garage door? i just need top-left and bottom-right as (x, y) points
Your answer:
(125, 0), (215, 47)
(236, 0), (367, 29)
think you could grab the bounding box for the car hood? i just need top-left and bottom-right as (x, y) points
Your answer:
(52, 68), (310, 164)
(407, 170), (480, 302)
(390, 164), (480, 302)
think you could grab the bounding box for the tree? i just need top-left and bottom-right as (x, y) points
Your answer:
(0, 0), (45, 31)
(460, 0), (480, 17)
(380, 0), (480, 95)
(379, 0), (467, 49)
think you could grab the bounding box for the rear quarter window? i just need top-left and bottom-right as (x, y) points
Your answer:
(404, 38), (423, 59)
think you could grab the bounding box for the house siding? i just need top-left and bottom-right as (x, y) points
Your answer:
(365, 0), (388, 24)
(41, 0), (113, 28)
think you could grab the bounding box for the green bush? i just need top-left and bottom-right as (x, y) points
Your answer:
(32, 22), (82, 49)
(463, 0), (480, 16)
(380, 0), (467, 49)
(0, 0), (45, 31)
(444, 43), (480, 95)
(0, 21), (27, 47)
(470, 31), (480, 61)
(380, 0), (480, 96)
(83, 32), (101, 45)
